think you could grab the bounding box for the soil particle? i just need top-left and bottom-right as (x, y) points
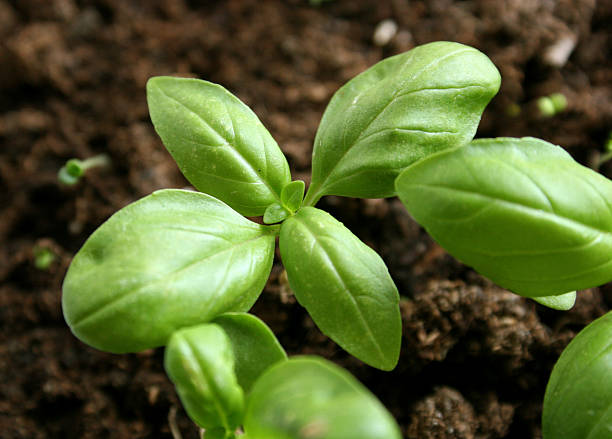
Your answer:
(406, 386), (478, 439)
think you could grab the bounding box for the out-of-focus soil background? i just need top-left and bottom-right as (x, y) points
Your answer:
(1, 0), (611, 438)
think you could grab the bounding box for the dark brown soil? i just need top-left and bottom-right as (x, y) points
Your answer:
(1, 1), (611, 438)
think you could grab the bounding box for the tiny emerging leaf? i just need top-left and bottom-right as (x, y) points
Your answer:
(263, 203), (289, 225)
(279, 207), (401, 370)
(147, 77), (291, 216)
(280, 180), (305, 213)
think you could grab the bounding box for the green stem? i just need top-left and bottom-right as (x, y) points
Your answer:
(79, 154), (111, 171)
(596, 150), (612, 170)
(302, 185), (322, 207)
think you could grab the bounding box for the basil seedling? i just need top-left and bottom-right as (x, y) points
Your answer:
(164, 314), (401, 439)
(61, 40), (612, 436)
(58, 154), (110, 185)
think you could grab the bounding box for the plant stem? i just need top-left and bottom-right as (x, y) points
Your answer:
(79, 154), (111, 171)
(302, 186), (322, 207)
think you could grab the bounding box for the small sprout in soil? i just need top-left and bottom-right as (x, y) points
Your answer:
(61, 42), (612, 437)
(33, 246), (55, 270)
(594, 131), (612, 169)
(537, 92), (567, 117)
(58, 154), (110, 185)
(506, 102), (521, 117)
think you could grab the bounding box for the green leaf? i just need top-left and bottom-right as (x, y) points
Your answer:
(279, 207), (401, 370)
(202, 428), (232, 439)
(213, 313), (287, 393)
(244, 357), (402, 439)
(533, 291), (576, 310)
(543, 311), (612, 439)
(62, 189), (276, 353)
(263, 203), (289, 225)
(396, 137), (612, 297)
(304, 41), (500, 205)
(147, 76), (291, 217)
(165, 324), (244, 432)
(280, 180), (305, 213)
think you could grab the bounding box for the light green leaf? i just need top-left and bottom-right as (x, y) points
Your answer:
(396, 137), (612, 297)
(213, 313), (287, 393)
(280, 180), (305, 213)
(165, 324), (244, 432)
(304, 41), (500, 205)
(543, 311), (612, 439)
(147, 76), (291, 216)
(62, 189), (276, 353)
(533, 291), (576, 310)
(263, 203), (289, 225)
(244, 357), (402, 439)
(279, 207), (401, 370)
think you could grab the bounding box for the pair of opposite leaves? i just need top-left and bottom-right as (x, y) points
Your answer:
(62, 41), (612, 372)
(164, 312), (401, 439)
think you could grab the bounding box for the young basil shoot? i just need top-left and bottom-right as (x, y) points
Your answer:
(61, 41), (612, 435)
(33, 246), (56, 270)
(537, 92), (568, 117)
(58, 154), (110, 185)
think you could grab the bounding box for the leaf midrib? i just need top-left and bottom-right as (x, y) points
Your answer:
(181, 335), (233, 432)
(307, 47), (477, 203)
(292, 217), (387, 364)
(403, 183), (612, 238)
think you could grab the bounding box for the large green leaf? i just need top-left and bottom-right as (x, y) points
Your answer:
(543, 311), (612, 439)
(147, 76), (291, 216)
(165, 324), (244, 432)
(62, 189), (276, 353)
(396, 137), (612, 297)
(304, 41), (500, 205)
(279, 207), (401, 370)
(244, 357), (402, 439)
(213, 313), (287, 393)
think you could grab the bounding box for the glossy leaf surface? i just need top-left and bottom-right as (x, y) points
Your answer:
(279, 207), (401, 370)
(213, 313), (287, 393)
(304, 41), (500, 205)
(280, 180), (305, 213)
(263, 203), (289, 225)
(165, 324), (244, 431)
(396, 137), (612, 297)
(543, 311), (612, 439)
(244, 357), (402, 439)
(62, 189), (276, 353)
(147, 76), (291, 216)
